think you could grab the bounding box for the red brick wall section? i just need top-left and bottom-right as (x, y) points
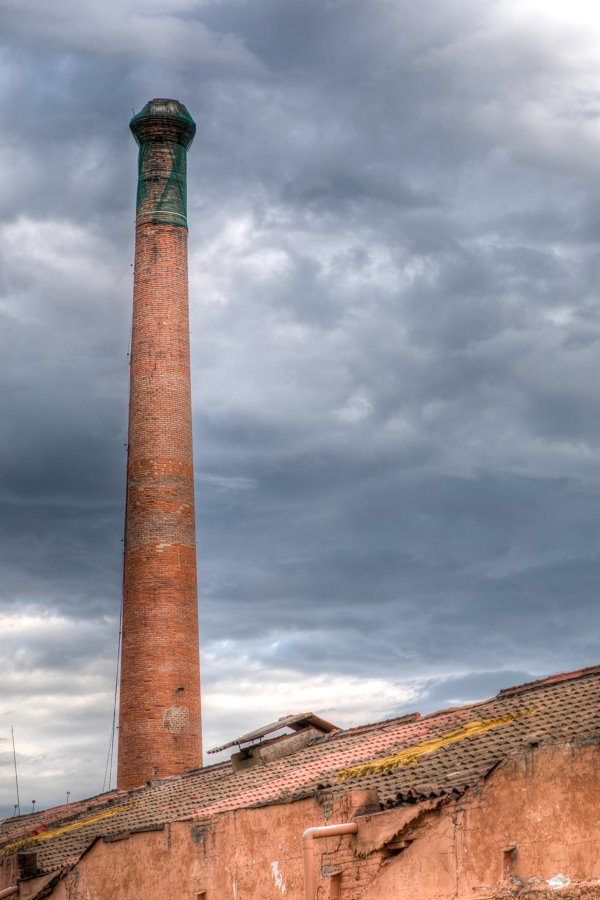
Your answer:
(118, 101), (201, 790)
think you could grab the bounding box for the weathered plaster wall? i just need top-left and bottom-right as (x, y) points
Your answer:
(50, 800), (329, 900)
(14, 742), (600, 900)
(369, 742), (600, 900)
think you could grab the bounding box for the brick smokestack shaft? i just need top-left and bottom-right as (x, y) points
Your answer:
(117, 99), (201, 789)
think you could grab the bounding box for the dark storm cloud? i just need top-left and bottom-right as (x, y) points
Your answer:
(1, 0), (600, 815)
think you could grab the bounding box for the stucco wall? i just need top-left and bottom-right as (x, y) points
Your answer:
(16, 742), (600, 900)
(369, 742), (600, 899)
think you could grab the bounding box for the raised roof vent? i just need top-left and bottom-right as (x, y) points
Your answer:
(208, 713), (339, 772)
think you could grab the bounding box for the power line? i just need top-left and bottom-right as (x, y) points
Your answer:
(102, 418), (130, 795)
(11, 727), (20, 816)
(102, 597), (122, 793)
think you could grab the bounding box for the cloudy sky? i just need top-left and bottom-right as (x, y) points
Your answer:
(2, 0), (600, 818)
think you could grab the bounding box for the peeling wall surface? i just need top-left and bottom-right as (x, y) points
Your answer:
(7, 742), (600, 900)
(366, 743), (600, 900)
(4, 668), (600, 900)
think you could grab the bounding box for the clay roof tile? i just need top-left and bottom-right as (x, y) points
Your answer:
(3, 664), (600, 873)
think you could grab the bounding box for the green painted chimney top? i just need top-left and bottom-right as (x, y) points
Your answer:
(130, 98), (196, 150)
(131, 99), (195, 227)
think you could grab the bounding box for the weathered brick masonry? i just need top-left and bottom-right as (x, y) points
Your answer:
(117, 99), (202, 789)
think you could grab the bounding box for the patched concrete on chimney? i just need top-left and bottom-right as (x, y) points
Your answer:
(163, 706), (190, 735)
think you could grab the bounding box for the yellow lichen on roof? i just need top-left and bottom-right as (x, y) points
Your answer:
(0, 804), (135, 856)
(336, 711), (538, 781)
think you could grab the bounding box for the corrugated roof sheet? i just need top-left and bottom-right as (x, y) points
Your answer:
(2, 664), (599, 875)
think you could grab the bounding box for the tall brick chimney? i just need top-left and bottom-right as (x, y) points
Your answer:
(117, 99), (201, 789)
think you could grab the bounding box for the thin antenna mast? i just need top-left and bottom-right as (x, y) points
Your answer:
(11, 727), (20, 816)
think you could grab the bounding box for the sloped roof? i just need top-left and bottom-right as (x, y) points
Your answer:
(2, 664), (600, 875)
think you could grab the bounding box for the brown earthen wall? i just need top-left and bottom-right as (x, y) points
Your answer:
(117, 217), (201, 788)
(38, 743), (600, 900)
(367, 742), (600, 900)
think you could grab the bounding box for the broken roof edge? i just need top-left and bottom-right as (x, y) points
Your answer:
(414, 664), (600, 722)
(7, 662), (600, 834)
(404, 665), (600, 725)
(207, 712), (338, 754)
(206, 665), (590, 757)
(498, 663), (600, 697)
(257, 665), (600, 747)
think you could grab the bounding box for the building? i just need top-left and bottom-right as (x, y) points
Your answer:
(1, 665), (600, 899)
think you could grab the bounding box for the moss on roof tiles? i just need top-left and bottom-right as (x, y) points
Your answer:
(2, 667), (600, 874)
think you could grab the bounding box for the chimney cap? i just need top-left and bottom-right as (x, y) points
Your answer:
(130, 99), (196, 150)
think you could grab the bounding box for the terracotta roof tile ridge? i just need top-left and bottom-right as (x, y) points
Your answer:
(419, 697), (496, 720)
(316, 712), (421, 742)
(183, 759), (231, 777)
(70, 789), (127, 808)
(498, 663), (600, 697)
(143, 775), (183, 789)
(0, 801), (86, 833)
(417, 663), (600, 718)
(0, 792), (130, 846)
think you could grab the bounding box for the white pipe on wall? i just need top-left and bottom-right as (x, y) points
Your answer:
(302, 823), (358, 900)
